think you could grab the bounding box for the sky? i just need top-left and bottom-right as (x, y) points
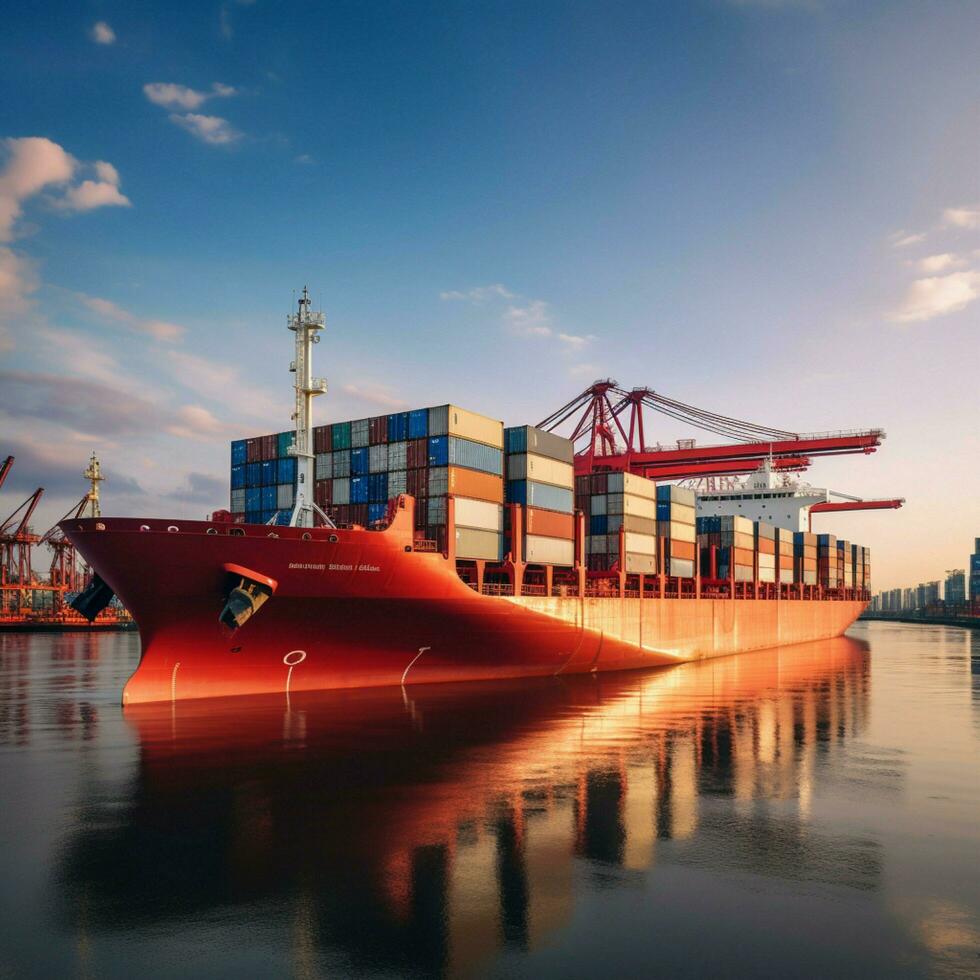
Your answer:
(0, 0), (977, 593)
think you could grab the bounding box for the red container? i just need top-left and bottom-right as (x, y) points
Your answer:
(590, 473), (608, 495)
(407, 468), (428, 498)
(314, 479), (331, 509)
(407, 438), (428, 469)
(246, 437), (261, 462)
(369, 416), (388, 445)
(331, 504), (351, 525)
(414, 496), (428, 529)
(260, 434), (277, 460)
(313, 425), (332, 454)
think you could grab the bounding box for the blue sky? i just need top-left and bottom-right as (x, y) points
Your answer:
(0, 0), (977, 590)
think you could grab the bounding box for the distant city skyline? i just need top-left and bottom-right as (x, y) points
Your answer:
(0, 0), (977, 591)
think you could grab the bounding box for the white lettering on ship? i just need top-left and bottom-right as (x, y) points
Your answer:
(288, 562), (382, 573)
(288, 562), (326, 570)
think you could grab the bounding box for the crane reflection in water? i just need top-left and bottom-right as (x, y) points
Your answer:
(52, 636), (883, 976)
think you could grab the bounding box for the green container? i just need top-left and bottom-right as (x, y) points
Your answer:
(277, 431), (294, 458)
(332, 421), (352, 449)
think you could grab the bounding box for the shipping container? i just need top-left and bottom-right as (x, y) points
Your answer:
(350, 476), (369, 505)
(387, 412), (409, 443)
(351, 418), (370, 448)
(624, 532), (657, 555)
(407, 409), (428, 439)
(278, 457), (296, 485)
(231, 440), (247, 466)
(277, 431), (293, 458)
(231, 465), (246, 489)
(504, 453), (573, 488)
(315, 453), (330, 480)
(454, 497), (505, 532)
(388, 470), (407, 497)
(504, 426), (574, 463)
(607, 472), (657, 499)
(428, 436), (503, 475)
(590, 493), (607, 516)
(277, 483), (294, 510)
(332, 478), (350, 505)
(656, 501), (696, 524)
(656, 484), (696, 507)
(525, 535), (574, 566)
(658, 520), (696, 543)
(350, 447), (369, 476)
(524, 507), (574, 539)
(406, 438), (428, 469)
(368, 444), (389, 473)
(261, 485), (276, 511)
(368, 472), (388, 503)
(606, 514), (658, 535)
(231, 488), (246, 512)
(260, 459), (278, 486)
(246, 437), (261, 462)
(313, 425), (331, 454)
(331, 421), (352, 450)
(590, 514), (608, 535)
(603, 493), (656, 519)
(455, 527), (504, 561)
(625, 553), (657, 575)
(314, 479), (331, 509)
(368, 502), (387, 524)
(428, 405), (503, 448)
(667, 557), (696, 579)
(388, 440), (408, 470)
(506, 480), (573, 513)
(430, 466), (504, 503)
(261, 434), (277, 460)
(332, 449), (351, 478)
(246, 487), (261, 512)
(369, 415), (388, 445)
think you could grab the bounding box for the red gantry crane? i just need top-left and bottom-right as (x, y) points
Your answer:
(539, 380), (904, 510)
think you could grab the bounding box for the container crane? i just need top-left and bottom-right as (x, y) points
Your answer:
(539, 380), (887, 481)
(0, 477), (44, 614)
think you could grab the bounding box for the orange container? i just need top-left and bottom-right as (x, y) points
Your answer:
(668, 539), (696, 561)
(447, 466), (504, 503)
(524, 507), (574, 539)
(757, 538), (775, 555)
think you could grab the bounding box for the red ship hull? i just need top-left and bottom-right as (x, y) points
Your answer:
(61, 504), (867, 705)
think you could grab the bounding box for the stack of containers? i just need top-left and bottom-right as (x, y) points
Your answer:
(793, 531), (818, 585)
(585, 473), (658, 573)
(754, 521), (777, 584)
(427, 405), (505, 560)
(697, 515), (754, 581)
(839, 540), (854, 590)
(656, 485), (697, 578)
(775, 527), (795, 585)
(232, 431), (297, 524)
(504, 426), (575, 566)
(817, 534), (839, 588)
(851, 543), (864, 591)
(862, 546), (871, 591)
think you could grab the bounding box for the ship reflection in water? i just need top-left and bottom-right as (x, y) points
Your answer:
(4, 627), (979, 977)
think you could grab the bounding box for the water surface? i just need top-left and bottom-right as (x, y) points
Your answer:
(1, 623), (977, 978)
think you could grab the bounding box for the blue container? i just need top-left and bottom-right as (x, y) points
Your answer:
(274, 510), (292, 526)
(590, 514), (608, 535)
(350, 476), (369, 504)
(427, 436), (449, 467)
(231, 465), (246, 490)
(261, 459), (278, 486)
(506, 480), (574, 514)
(368, 502), (387, 524)
(261, 485), (276, 510)
(408, 408), (428, 439)
(231, 440), (247, 466)
(351, 447), (369, 476)
(504, 426), (527, 455)
(368, 472), (388, 502)
(278, 457), (296, 484)
(387, 412), (409, 442)
(246, 462), (262, 486)
(245, 510), (262, 524)
(245, 487), (262, 512)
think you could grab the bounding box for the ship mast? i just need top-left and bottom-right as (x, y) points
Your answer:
(287, 286), (332, 528)
(82, 452), (103, 518)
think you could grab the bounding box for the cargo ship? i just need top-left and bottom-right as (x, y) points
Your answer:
(64, 289), (871, 705)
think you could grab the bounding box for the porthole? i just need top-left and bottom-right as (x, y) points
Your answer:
(328, 534), (339, 543)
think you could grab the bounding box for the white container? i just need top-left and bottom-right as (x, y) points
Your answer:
(625, 553), (657, 574)
(350, 418), (370, 448)
(277, 483), (294, 509)
(315, 453), (330, 480)
(505, 453), (574, 488)
(607, 472), (657, 499)
(332, 477), (350, 505)
(368, 444), (388, 473)
(659, 521), (696, 543)
(455, 527), (503, 561)
(524, 534), (574, 566)
(624, 532), (657, 555)
(590, 493), (607, 515)
(454, 497), (504, 532)
(331, 450), (350, 478)
(588, 534), (608, 555)
(388, 440), (408, 470)
(230, 488), (245, 512)
(388, 470), (407, 496)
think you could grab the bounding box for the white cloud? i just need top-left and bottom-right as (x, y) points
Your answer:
(166, 404), (234, 440)
(143, 81), (237, 110)
(0, 137), (75, 240)
(166, 349), (284, 420)
(440, 283), (515, 302)
(169, 113), (242, 145)
(341, 382), (408, 409)
(55, 179), (131, 212)
(942, 206), (979, 230)
(557, 332), (597, 349)
(889, 270), (980, 323)
(90, 21), (116, 44)
(78, 293), (184, 342)
(504, 300), (553, 337)
(889, 230), (926, 248)
(0, 246), (38, 319)
(916, 253), (966, 275)
(569, 363), (598, 378)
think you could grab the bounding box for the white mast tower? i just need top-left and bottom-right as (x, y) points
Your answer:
(286, 286), (333, 528)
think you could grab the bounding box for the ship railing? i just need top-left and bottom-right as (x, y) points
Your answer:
(520, 584), (548, 597)
(412, 538), (439, 553)
(480, 583), (514, 597)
